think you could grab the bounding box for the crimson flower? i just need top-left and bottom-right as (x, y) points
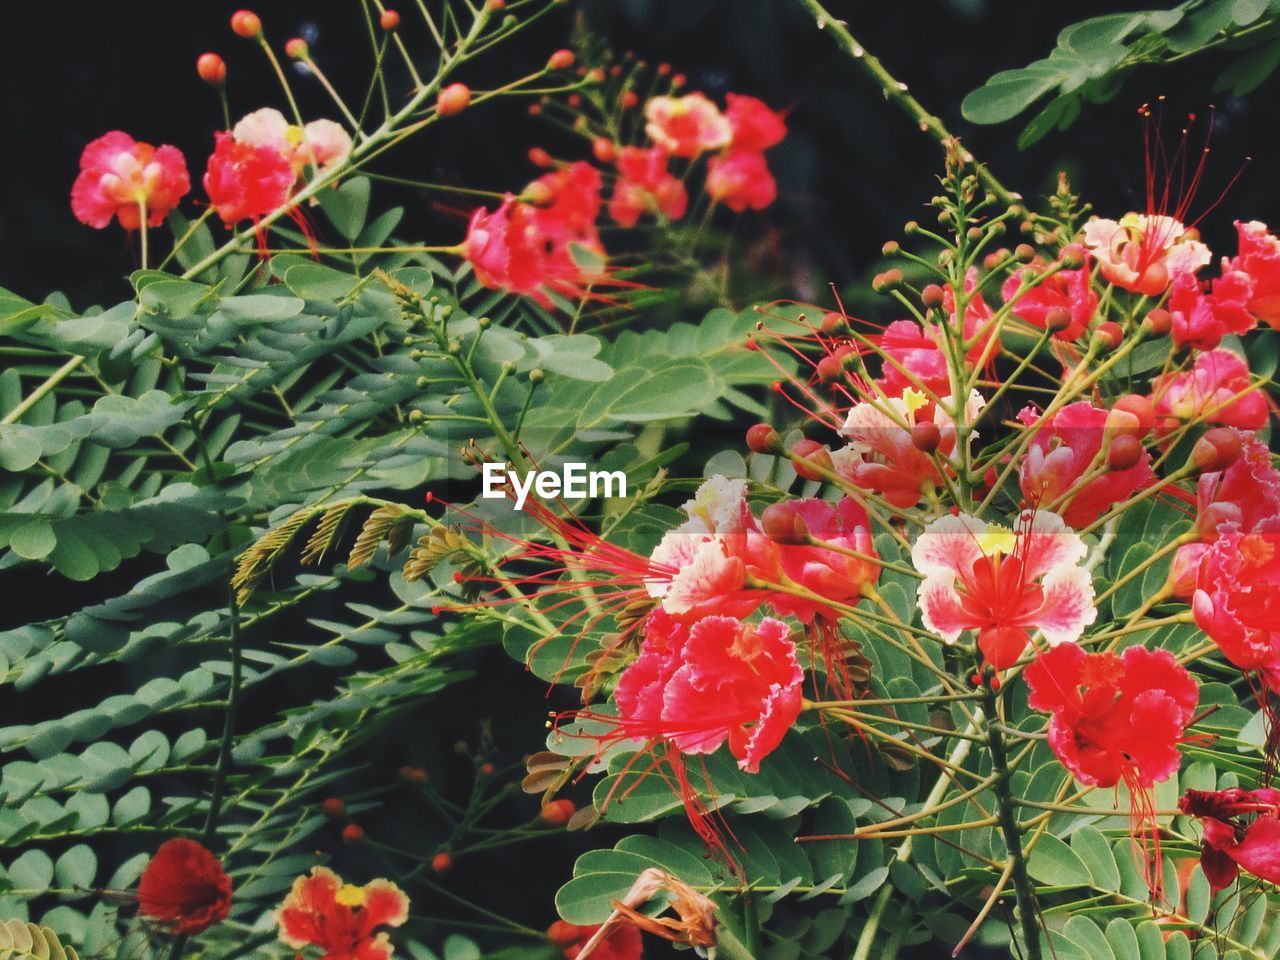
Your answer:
(1018, 400), (1156, 528)
(1164, 267), (1255, 350)
(874, 320), (952, 400)
(1025, 642), (1198, 788)
(942, 269), (996, 364)
(705, 150), (776, 213)
(1082, 214), (1210, 295)
(203, 131), (295, 226)
(137, 838), (232, 935)
(615, 612), (802, 773)
(643, 93), (731, 157)
(724, 93), (787, 153)
(277, 867), (409, 960)
(608, 146), (687, 226)
(71, 131), (190, 230)
(1179, 787), (1280, 891)
(912, 510), (1097, 669)
(1225, 220), (1280, 329)
(547, 920), (644, 960)
(1001, 252), (1097, 342)
(1151, 348), (1267, 435)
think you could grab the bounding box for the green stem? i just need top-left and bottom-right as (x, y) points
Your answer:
(202, 586), (244, 842)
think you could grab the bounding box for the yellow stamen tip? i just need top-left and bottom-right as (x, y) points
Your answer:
(335, 883), (367, 907)
(977, 526), (1016, 557)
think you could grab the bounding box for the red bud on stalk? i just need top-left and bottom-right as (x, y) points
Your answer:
(761, 502), (810, 545)
(196, 53), (227, 85)
(1111, 394), (1155, 437)
(341, 824), (365, 845)
(1191, 428), (1243, 473)
(230, 9), (262, 37)
(539, 799), (576, 825)
(380, 9), (401, 30)
(547, 49), (575, 70)
(912, 421), (941, 453)
(790, 439), (832, 481)
(437, 83), (472, 117)
(1107, 434), (1143, 471)
(746, 423), (781, 454)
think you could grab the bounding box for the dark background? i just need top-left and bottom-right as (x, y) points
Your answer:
(4, 1), (1277, 957)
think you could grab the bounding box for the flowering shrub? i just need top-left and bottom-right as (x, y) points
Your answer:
(6, 4), (1280, 960)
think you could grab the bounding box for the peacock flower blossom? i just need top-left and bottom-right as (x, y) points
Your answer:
(1171, 429), (1280, 596)
(643, 93), (732, 157)
(1082, 213), (1211, 295)
(1179, 787), (1280, 891)
(874, 320), (952, 401)
(277, 867), (409, 960)
(203, 131), (296, 226)
(1192, 516), (1280, 691)
(1018, 400), (1156, 528)
(1151, 348), (1268, 436)
(1025, 641), (1198, 789)
(608, 146), (688, 227)
(911, 509), (1097, 669)
(724, 93), (787, 153)
(71, 131), (190, 230)
(943, 269), (997, 364)
(837, 388), (970, 508)
(546, 920), (643, 960)
(1165, 267), (1255, 350)
(137, 838), (232, 935)
(1001, 251), (1097, 342)
(1225, 220), (1280, 329)
(705, 150), (777, 213)
(615, 613), (803, 773)
(231, 107), (353, 176)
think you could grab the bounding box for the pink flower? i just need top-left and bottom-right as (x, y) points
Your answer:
(1025, 642), (1197, 788)
(874, 320), (951, 400)
(1180, 788), (1280, 891)
(1082, 214), (1211, 295)
(616, 613), (803, 773)
(203, 131), (296, 226)
(1225, 220), (1280, 329)
(1165, 268), (1255, 350)
(277, 867), (409, 960)
(71, 131), (190, 230)
(911, 510), (1097, 669)
(643, 93), (732, 158)
(608, 146), (688, 227)
(1001, 253), (1097, 342)
(705, 150), (776, 213)
(724, 94), (786, 152)
(231, 108), (352, 176)
(1018, 401), (1156, 528)
(1151, 348), (1267, 435)
(943, 269), (996, 364)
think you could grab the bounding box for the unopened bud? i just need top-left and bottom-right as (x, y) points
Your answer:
(591, 137), (617, 164)
(911, 421), (941, 453)
(815, 355), (843, 384)
(230, 9), (262, 37)
(921, 284), (945, 310)
(1094, 321), (1123, 350)
(789, 439), (832, 481)
(437, 83), (472, 117)
(1191, 428), (1243, 473)
(1144, 308), (1172, 337)
(621, 90), (639, 109)
(761, 502), (810, 545)
(871, 269), (903, 294)
(399, 765), (428, 783)
(1014, 243), (1035, 263)
(820, 310), (846, 333)
(380, 9), (401, 30)
(1059, 243), (1085, 269)
(321, 797), (346, 818)
(1044, 306), (1072, 333)
(1111, 394), (1155, 437)
(746, 423), (781, 454)
(431, 852), (453, 874)
(196, 53), (227, 85)
(1107, 434), (1144, 471)
(342, 823), (365, 845)
(539, 799), (576, 825)
(881, 240), (900, 256)
(547, 49), (575, 70)
(284, 37), (308, 59)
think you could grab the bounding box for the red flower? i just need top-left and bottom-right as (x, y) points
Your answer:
(1179, 787), (1280, 891)
(526, 161), (603, 243)
(705, 150), (776, 212)
(547, 920), (643, 960)
(874, 320), (951, 400)
(1151, 348), (1267, 435)
(1165, 268), (1255, 350)
(277, 867), (409, 960)
(203, 131), (295, 226)
(71, 131), (190, 230)
(137, 838), (233, 935)
(1082, 214), (1210, 296)
(616, 613), (802, 773)
(1192, 516), (1280, 690)
(943, 269), (996, 365)
(1171, 429), (1280, 595)
(1025, 642), (1198, 788)
(724, 93), (786, 153)
(608, 147), (687, 226)
(1225, 220), (1280, 329)
(1018, 401), (1156, 528)
(643, 93), (731, 158)
(1001, 252), (1097, 342)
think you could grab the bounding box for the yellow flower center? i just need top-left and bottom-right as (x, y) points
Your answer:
(976, 525), (1016, 557)
(901, 388), (928, 420)
(335, 883), (367, 908)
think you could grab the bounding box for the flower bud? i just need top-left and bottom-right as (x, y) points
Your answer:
(1191, 427), (1243, 473)
(815, 355), (844, 384)
(1044, 306), (1072, 333)
(437, 82), (472, 117)
(911, 421), (941, 453)
(230, 9), (262, 37)
(871, 269), (903, 294)
(1095, 321), (1122, 350)
(321, 797), (346, 818)
(621, 90), (639, 109)
(1059, 243), (1085, 269)
(585, 67), (605, 84)
(547, 49), (575, 70)
(881, 240), (900, 256)
(982, 249), (1008, 271)
(540, 799), (576, 825)
(1144, 308), (1172, 337)
(488, 0), (506, 8)
(431, 852), (453, 874)
(380, 9), (401, 30)
(341, 823), (365, 845)
(284, 37), (308, 59)
(591, 137), (617, 164)
(1106, 434), (1143, 472)
(1014, 243), (1035, 263)
(527, 147), (554, 168)
(399, 765), (428, 783)
(789, 439), (832, 481)
(479, 762), (495, 777)
(921, 284), (945, 310)
(746, 423), (781, 454)
(1111, 394), (1155, 437)
(820, 310), (847, 334)
(761, 502), (810, 545)
(197, 53), (227, 85)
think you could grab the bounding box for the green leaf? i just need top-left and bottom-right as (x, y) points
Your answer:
(8, 520), (56, 561)
(319, 176), (371, 241)
(53, 845), (96, 889)
(284, 264), (359, 301)
(7, 851), (54, 894)
(1027, 833), (1092, 887)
